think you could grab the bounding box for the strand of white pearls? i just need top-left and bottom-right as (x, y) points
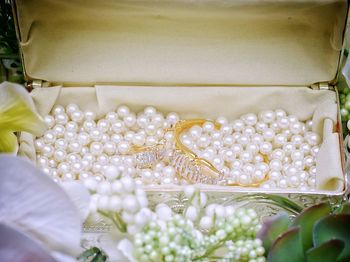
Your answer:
(34, 104), (320, 191)
(181, 109), (320, 191)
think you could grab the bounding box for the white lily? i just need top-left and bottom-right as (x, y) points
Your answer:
(0, 82), (46, 153)
(0, 155), (90, 261)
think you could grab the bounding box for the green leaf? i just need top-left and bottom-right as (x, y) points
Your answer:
(337, 202), (350, 215)
(257, 213), (291, 252)
(292, 202), (331, 251)
(267, 227), (304, 262)
(306, 239), (344, 262)
(313, 214), (350, 262)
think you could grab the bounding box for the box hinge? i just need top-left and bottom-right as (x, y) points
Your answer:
(310, 82), (334, 91)
(25, 80), (50, 91)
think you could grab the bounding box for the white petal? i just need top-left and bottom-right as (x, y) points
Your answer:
(0, 223), (55, 262)
(0, 155), (82, 256)
(117, 239), (136, 262)
(60, 182), (91, 222)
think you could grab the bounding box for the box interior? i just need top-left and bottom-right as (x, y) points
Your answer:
(18, 85), (345, 194)
(14, 0), (347, 86)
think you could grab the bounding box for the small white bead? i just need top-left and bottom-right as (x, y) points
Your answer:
(259, 110), (275, 124)
(117, 141), (130, 154)
(66, 104), (79, 115)
(117, 105), (130, 117)
(269, 170), (282, 181)
(259, 142), (272, 154)
(242, 113), (257, 126)
(52, 105), (65, 115)
(84, 110), (97, 121)
(44, 115), (55, 128)
(55, 113), (68, 125)
(277, 117), (289, 129)
(275, 109), (286, 118)
(71, 110), (84, 123)
(255, 122), (268, 133)
(124, 113), (137, 127)
(53, 149), (66, 162)
(263, 128), (275, 141)
(291, 150), (304, 161)
(143, 106), (157, 117)
(166, 112), (180, 126)
(145, 136), (157, 146)
(305, 132), (320, 146)
(90, 141), (103, 155)
(232, 120), (245, 132)
(83, 120), (96, 132)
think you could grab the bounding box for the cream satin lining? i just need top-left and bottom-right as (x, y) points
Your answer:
(14, 0), (347, 85)
(18, 85), (344, 193)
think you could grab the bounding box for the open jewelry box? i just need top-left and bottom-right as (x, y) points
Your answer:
(12, 0), (350, 210)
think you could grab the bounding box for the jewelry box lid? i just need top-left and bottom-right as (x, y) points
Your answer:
(12, 0), (348, 87)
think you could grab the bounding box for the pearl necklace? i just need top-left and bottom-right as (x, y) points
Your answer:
(34, 105), (320, 191)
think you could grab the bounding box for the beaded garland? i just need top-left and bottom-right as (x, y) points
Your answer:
(34, 104), (320, 191)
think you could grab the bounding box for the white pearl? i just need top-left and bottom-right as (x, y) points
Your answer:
(290, 122), (303, 135)
(66, 104), (79, 115)
(306, 120), (313, 131)
(275, 109), (286, 118)
(53, 149), (66, 162)
(299, 143), (311, 154)
(269, 159), (282, 171)
(90, 142), (103, 155)
(270, 122), (281, 132)
(255, 122), (268, 133)
(71, 162), (83, 173)
(243, 113), (257, 126)
(146, 136), (157, 146)
(242, 164), (255, 174)
(251, 134), (263, 144)
(124, 131), (135, 142)
(309, 166), (317, 175)
(55, 113), (68, 125)
(34, 138), (45, 152)
(143, 106), (157, 117)
(231, 144), (243, 155)
(67, 153), (81, 163)
(124, 113), (137, 127)
(163, 166), (176, 177)
(197, 135), (210, 148)
(271, 149), (285, 160)
(252, 169), (266, 182)
(231, 120), (244, 132)
(97, 154), (109, 165)
(37, 156), (49, 167)
(263, 128), (275, 141)
(102, 141), (116, 155)
(259, 142), (272, 154)
(307, 177), (316, 187)
(131, 133), (145, 147)
(54, 138), (67, 150)
(42, 145), (54, 157)
(240, 151), (253, 163)
(253, 154), (264, 163)
(274, 134), (287, 147)
(71, 110), (84, 123)
(285, 165), (298, 176)
(288, 115), (298, 124)
(145, 123), (157, 135)
(243, 126), (256, 137)
(65, 121), (78, 133)
(291, 135), (304, 146)
(277, 117), (289, 129)
(269, 170), (282, 181)
(52, 105), (65, 115)
(238, 173), (252, 186)
(291, 150), (304, 161)
(222, 135), (234, 147)
(288, 175), (300, 187)
(310, 146), (320, 157)
(97, 119), (109, 132)
(166, 112), (180, 126)
(90, 128), (103, 142)
(298, 171), (309, 182)
(57, 162), (71, 174)
(293, 160), (304, 170)
(118, 141), (130, 154)
(111, 120), (125, 133)
(84, 110), (96, 121)
(256, 162), (269, 174)
(68, 141), (81, 153)
(238, 135), (250, 145)
(117, 105), (131, 117)
(305, 132), (320, 146)
(259, 110), (275, 124)
(202, 121), (215, 133)
(304, 155), (314, 168)
(283, 143), (296, 155)
(44, 115), (55, 128)
(216, 116), (228, 125)
(220, 124), (233, 135)
(83, 120), (96, 132)
(278, 178), (288, 188)
(62, 172), (76, 181)
(151, 113), (164, 128)
(77, 132), (90, 146)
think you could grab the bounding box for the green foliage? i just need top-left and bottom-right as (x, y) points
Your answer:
(77, 247), (107, 262)
(258, 202), (350, 262)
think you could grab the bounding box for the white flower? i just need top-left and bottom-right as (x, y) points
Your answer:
(0, 155), (89, 261)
